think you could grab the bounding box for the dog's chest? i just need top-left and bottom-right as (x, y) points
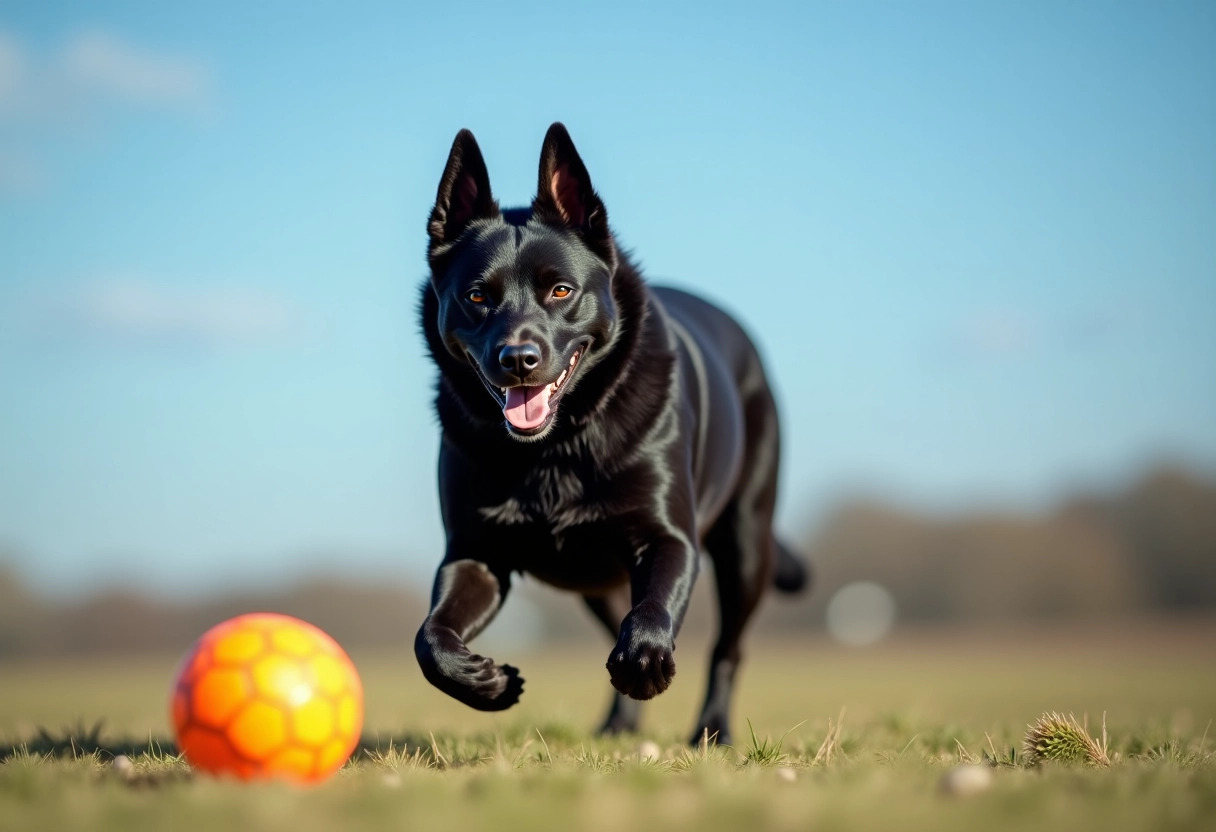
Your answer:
(478, 460), (635, 590)
(479, 462), (607, 534)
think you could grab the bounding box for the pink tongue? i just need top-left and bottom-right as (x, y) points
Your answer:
(503, 384), (552, 430)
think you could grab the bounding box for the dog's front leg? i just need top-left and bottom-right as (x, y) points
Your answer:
(607, 536), (698, 700)
(414, 558), (524, 711)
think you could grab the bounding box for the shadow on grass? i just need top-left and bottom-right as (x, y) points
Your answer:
(0, 722), (493, 764)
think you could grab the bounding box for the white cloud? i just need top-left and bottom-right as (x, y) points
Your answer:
(952, 309), (1040, 358)
(0, 29), (26, 107)
(0, 26), (214, 193)
(12, 279), (304, 349)
(79, 282), (294, 343)
(941, 299), (1150, 362)
(0, 25), (212, 120)
(58, 29), (211, 113)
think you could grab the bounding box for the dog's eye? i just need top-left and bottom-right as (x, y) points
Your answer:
(552, 285), (573, 299)
(466, 289), (487, 304)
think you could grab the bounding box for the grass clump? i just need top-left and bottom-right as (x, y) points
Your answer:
(1023, 712), (1111, 767)
(742, 719), (804, 767)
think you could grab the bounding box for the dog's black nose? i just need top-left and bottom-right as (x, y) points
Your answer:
(498, 343), (542, 377)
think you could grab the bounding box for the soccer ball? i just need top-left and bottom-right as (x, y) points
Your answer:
(171, 612), (364, 783)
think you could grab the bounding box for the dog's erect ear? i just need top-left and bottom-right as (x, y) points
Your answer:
(428, 129), (498, 258)
(533, 123), (615, 265)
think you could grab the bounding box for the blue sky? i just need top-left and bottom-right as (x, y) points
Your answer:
(1, 1), (1213, 596)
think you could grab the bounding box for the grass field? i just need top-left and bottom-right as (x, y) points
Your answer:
(2, 619), (1214, 831)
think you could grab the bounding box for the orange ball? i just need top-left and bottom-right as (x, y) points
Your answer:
(170, 613), (364, 783)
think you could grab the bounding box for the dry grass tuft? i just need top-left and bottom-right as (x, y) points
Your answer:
(1023, 712), (1111, 767)
(812, 709), (845, 766)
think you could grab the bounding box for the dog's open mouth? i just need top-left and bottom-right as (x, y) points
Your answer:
(502, 347), (583, 431)
(470, 345), (586, 434)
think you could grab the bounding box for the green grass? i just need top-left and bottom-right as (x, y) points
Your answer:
(2, 621), (1215, 831)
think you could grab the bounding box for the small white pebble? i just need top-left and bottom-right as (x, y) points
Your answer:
(775, 766), (797, 783)
(939, 763), (993, 797)
(637, 740), (662, 762)
(111, 755), (134, 778)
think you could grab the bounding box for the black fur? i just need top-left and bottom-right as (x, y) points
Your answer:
(414, 123), (809, 744)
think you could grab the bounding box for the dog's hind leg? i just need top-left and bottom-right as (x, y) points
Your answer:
(692, 388), (782, 746)
(583, 587), (642, 734)
(773, 537), (811, 594)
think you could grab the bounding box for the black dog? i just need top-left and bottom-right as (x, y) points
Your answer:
(414, 123), (808, 744)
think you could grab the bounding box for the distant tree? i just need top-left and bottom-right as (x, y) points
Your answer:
(1098, 468), (1216, 609)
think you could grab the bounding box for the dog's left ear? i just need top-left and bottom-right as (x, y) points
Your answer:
(533, 123), (615, 267)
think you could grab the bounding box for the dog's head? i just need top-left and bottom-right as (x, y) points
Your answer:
(425, 124), (620, 441)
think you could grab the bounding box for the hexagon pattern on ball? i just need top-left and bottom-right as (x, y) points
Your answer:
(171, 613), (364, 783)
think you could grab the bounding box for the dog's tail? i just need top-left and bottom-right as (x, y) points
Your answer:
(772, 538), (811, 594)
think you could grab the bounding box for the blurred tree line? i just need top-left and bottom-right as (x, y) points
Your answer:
(761, 465), (1216, 629)
(0, 466), (1212, 657)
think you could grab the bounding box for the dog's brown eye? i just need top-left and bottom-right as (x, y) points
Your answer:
(466, 289), (486, 304)
(552, 285), (572, 299)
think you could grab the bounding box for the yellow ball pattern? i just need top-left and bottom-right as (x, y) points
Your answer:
(171, 613), (364, 782)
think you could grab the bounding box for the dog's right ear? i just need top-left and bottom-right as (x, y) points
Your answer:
(532, 123), (616, 268)
(428, 129), (498, 260)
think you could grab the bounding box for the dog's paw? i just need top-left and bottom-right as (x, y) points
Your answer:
(416, 626), (524, 711)
(445, 653), (525, 712)
(606, 605), (676, 701)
